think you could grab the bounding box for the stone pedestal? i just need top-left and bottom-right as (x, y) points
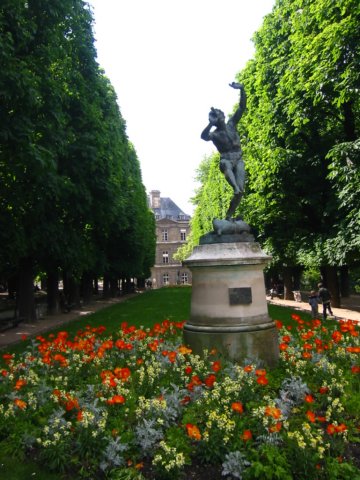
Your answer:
(183, 242), (279, 367)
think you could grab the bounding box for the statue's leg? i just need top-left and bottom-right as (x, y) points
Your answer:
(220, 159), (240, 194)
(225, 192), (242, 220)
(234, 160), (245, 193)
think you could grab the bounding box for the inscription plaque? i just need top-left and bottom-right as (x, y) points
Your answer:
(229, 287), (252, 305)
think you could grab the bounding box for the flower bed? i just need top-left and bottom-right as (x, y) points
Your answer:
(1, 314), (360, 479)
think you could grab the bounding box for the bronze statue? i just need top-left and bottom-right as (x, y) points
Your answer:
(201, 82), (246, 220)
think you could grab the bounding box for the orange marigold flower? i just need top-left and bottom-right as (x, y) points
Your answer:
(351, 365), (360, 374)
(178, 345), (192, 355)
(231, 402), (244, 414)
(107, 395), (125, 405)
(326, 424), (337, 435)
(275, 320), (283, 329)
(211, 361), (221, 372)
(167, 351), (177, 363)
(14, 398), (27, 410)
(1, 370), (8, 377)
(256, 375), (268, 386)
(204, 374), (216, 388)
(331, 331), (342, 343)
(265, 406), (281, 419)
(2, 353), (14, 364)
(241, 429), (253, 441)
(306, 410), (316, 423)
(186, 423), (201, 440)
(282, 335), (291, 343)
(255, 369), (267, 377)
(148, 341), (159, 352)
(268, 422), (282, 433)
(243, 365), (253, 373)
(291, 314), (301, 321)
(302, 352), (312, 359)
(184, 366), (193, 375)
(181, 395), (191, 405)
(279, 343), (288, 351)
(335, 423), (347, 433)
(304, 394), (315, 403)
(65, 397), (79, 411)
(346, 346), (360, 353)
(14, 379), (27, 390)
(114, 367), (131, 381)
(317, 416), (326, 423)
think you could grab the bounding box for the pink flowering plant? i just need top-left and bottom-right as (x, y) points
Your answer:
(0, 314), (360, 479)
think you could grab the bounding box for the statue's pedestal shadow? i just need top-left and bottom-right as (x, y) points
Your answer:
(183, 238), (279, 367)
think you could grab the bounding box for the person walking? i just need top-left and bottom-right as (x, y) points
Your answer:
(308, 290), (319, 319)
(317, 283), (333, 320)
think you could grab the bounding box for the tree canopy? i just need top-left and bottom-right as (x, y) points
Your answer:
(182, 0), (359, 300)
(0, 0), (155, 318)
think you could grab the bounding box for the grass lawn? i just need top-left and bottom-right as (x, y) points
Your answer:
(1, 287), (316, 361)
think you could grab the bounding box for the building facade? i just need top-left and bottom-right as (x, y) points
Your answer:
(149, 190), (192, 288)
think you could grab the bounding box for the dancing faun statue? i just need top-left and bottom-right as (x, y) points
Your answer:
(201, 82), (246, 221)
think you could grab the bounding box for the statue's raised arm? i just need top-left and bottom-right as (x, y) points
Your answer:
(229, 82), (246, 126)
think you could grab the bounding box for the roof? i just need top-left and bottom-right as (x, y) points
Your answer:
(152, 197), (191, 221)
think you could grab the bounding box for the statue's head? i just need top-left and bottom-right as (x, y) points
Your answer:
(209, 107), (225, 126)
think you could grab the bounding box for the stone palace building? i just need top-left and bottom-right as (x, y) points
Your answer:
(149, 190), (192, 288)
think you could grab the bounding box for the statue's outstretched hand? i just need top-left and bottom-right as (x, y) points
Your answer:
(229, 82), (243, 89)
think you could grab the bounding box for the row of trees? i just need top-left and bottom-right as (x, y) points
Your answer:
(0, 1), (155, 320)
(178, 0), (359, 305)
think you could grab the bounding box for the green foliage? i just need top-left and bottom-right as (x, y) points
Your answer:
(0, 1), (155, 309)
(189, 0), (359, 273)
(244, 444), (292, 479)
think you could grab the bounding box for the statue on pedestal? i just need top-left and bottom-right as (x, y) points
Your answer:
(201, 83), (253, 242)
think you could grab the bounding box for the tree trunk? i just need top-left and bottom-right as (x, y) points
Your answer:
(93, 277), (99, 295)
(103, 273), (111, 298)
(343, 101), (356, 141)
(17, 258), (36, 321)
(323, 266), (340, 308)
(81, 272), (93, 305)
(110, 278), (119, 297)
(47, 270), (60, 315)
(137, 277), (145, 289)
(7, 275), (17, 300)
(340, 266), (350, 298)
(292, 266), (302, 291)
(68, 275), (81, 308)
(282, 267), (293, 300)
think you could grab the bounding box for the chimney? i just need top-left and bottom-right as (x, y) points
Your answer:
(150, 190), (161, 209)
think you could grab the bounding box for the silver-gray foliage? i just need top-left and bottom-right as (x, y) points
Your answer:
(100, 437), (128, 472)
(222, 451), (251, 479)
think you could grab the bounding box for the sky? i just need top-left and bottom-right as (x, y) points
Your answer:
(88, 0), (275, 215)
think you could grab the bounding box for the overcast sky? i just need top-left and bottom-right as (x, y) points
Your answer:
(88, 0), (275, 214)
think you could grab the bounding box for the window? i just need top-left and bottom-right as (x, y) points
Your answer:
(181, 272), (188, 284)
(163, 273), (169, 285)
(162, 251), (169, 264)
(155, 214), (160, 220)
(162, 229), (168, 241)
(180, 229), (186, 241)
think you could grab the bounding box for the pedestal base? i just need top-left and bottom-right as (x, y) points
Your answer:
(183, 322), (279, 367)
(183, 242), (279, 367)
